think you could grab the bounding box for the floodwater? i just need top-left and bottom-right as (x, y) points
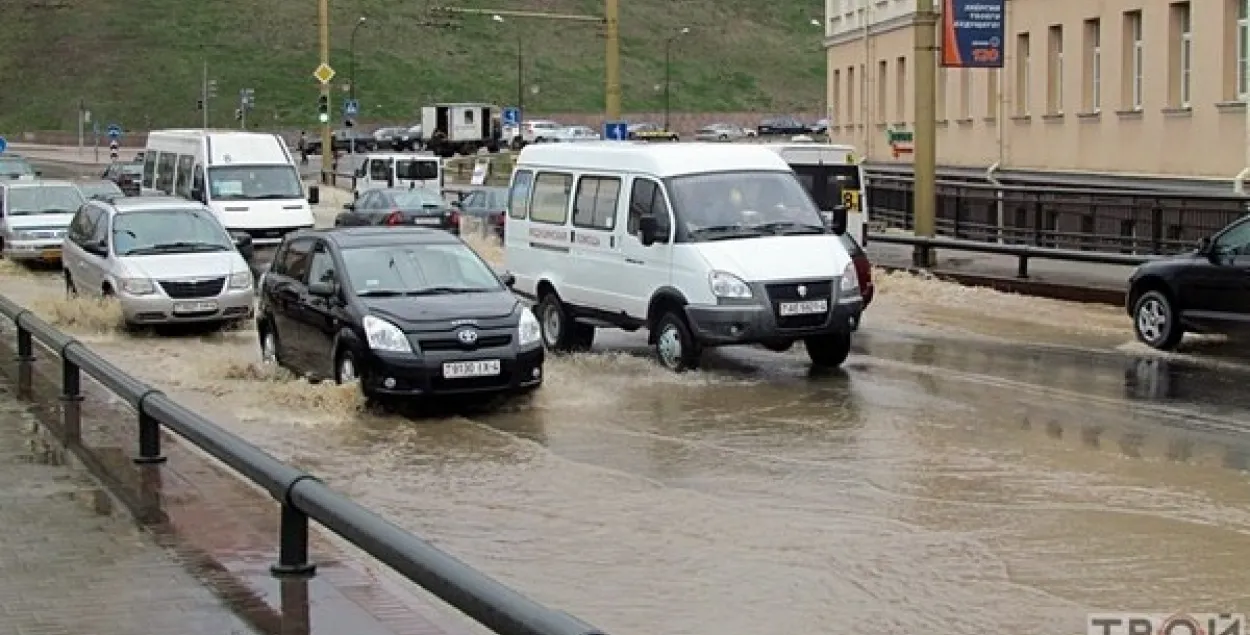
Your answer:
(10, 159), (1250, 635)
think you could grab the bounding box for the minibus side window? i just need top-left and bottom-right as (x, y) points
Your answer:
(530, 172), (572, 225)
(142, 152), (158, 188)
(572, 176), (621, 231)
(508, 170), (532, 219)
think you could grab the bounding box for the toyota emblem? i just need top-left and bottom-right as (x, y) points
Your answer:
(797, 284), (808, 298)
(457, 329), (479, 345)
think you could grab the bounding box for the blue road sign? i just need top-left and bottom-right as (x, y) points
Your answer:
(107, 124), (122, 139)
(502, 107), (520, 126)
(343, 99), (359, 116)
(0, 137), (7, 154)
(604, 121), (629, 141)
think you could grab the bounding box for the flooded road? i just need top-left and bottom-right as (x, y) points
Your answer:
(11, 159), (1250, 635)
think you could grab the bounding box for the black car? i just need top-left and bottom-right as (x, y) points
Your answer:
(453, 186), (508, 239)
(101, 161), (142, 196)
(336, 187), (460, 235)
(756, 116), (810, 136)
(1126, 215), (1250, 350)
(256, 227), (544, 398)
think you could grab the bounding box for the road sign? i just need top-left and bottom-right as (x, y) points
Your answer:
(502, 107), (520, 126)
(604, 121), (629, 141)
(0, 137), (7, 154)
(344, 99), (359, 116)
(313, 63), (336, 84)
(107, 124), (122, 139)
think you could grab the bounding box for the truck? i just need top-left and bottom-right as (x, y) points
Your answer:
(420, 103), (503, 158)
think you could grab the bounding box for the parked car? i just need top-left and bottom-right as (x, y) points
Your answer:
(840, 232), (874, 308)
(76, 179), (125, 201)
(551, 125), (601, 142)
(522, 120), (563, 143)
(0, 180), (86, 263)
(0, 155), (38, 181)
(306, 129), (375, 155)
(454, 186), (508, 239)
(693, 123), (748, 142)
(371, 127), (407, 150)
(62, 196), (255, 327)
(757, 116), (810, 136)
(255, 227), (544, 398)
(627, 122), (679, 142)
(336, 187), (460, 235)
(101, 160), (143, 196)
(809, 119), (830, 135)
(1126, 215), (1250, 350)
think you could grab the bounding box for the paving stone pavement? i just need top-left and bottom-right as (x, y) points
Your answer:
(0, 382), (261, 635)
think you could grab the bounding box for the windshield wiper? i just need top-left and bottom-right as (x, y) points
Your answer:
(688, 225), (766, 240)
(356, 289), (408, 297)
(248, 193), (300, 200)
(129, 241), (229, 254)
(406, 286), (492, 295)
(755, 221), (826, 235)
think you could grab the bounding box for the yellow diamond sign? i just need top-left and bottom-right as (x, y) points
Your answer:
(313, 63), (336, 84)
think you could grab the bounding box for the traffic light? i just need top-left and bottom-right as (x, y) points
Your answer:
(317, 94), (329, 123)
(344, 118), (354, 128)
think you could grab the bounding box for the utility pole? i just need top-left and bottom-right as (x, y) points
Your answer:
(201, 60), (209, 129)
(77, 99), (85, 156)
(319, 0), (332, 185)
(912, 0), (938, 267)
(663, 28), (689, 132)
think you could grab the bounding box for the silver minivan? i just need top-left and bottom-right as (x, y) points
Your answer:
(0, 180), (86, 263)
(62, 196), (256, 327)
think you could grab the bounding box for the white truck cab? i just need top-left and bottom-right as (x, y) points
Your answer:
(503, 142), (863, 372)
(351, 152), (443, 198)
(761, 142), (871, 246)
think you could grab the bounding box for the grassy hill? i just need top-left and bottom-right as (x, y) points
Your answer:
(0, 0), (826, 132)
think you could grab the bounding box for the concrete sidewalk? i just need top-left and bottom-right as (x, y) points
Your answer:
(0, 381), (261, 635)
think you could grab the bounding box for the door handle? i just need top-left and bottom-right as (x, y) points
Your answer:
(625, 258), (644, 265)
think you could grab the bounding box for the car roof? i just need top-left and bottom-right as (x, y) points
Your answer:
(363, 187), (445, 196)
(516, 142), (792, 178)
(3, 179), (77, 189)
(96, 195), (209, 215)
(288, 227), (462, 249)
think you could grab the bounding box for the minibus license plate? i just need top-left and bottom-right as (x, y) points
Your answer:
(173, 301), (218, 314)
(40, 248), (61, 261)
(779, 300), (828, 316)
(413, 217), (441, 225)
(443, 360), (501, 378)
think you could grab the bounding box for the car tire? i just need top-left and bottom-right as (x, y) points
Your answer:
(1133, 290), (1184, 351)
(335, 347), (361, 385)
(537, 291), (594, 352)
(805, 332), (852, 368)
(653, 311), (701, 372)
(718, 134), (728, 141)
(259, 322), (283, 366)
(64, 272), (77, 297)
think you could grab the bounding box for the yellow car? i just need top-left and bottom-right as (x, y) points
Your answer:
(627, 123), (679, 142)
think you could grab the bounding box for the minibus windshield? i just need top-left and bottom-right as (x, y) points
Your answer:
(666, 171), (826, 240)
(208, 165), (303, 201)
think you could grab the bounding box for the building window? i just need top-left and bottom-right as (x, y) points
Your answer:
(1169, 2), (1192, 107)
(1016, 32), (1031, 115)
(847, 65), (855, 124)
(896, 56), (907, 122)
(832, 69), (841, 125)
(1048, 25), (1063, 114)
(936, 66), (947, 120)
(859, 63), (866, 125)
(960, 69), (972, 119)
(1240, 0), (1249, 99)
(1084, 19), (1101, 112)
(1124, 10), (1143, 110)
(877, 59), (888, 123)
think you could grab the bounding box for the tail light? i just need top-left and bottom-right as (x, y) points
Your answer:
(448, 210), (460, 227)
(384, 211), (404, 225)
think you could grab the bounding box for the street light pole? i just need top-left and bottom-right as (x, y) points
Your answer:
(912, 0), (938, 267)
(662, 27), (689, 132)
(349, 16), (367, 105)
(318, 0), (331, 185)
(494, 15), (526, 133)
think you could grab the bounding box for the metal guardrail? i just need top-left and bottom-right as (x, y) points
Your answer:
(0, 294), (605, 635)
(868, 231), (1156, 279)
(866, 174), (1247, 256)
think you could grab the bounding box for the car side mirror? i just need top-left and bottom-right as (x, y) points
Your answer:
(307, 185), (320, 205)
(343, 202), (355, 211)
(230, 231), (255, 261)
(34, 171), (41, 177)
(84, 239), (107, 255)
(828, 205), (849, 236)
(1197, 236), (1212, 254)
(307, 280), (336, 298)
(638, 214), (661, 246)
(499, 271), (516, 288)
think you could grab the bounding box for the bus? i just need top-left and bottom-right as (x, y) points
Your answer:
(761, 142), (871, 246)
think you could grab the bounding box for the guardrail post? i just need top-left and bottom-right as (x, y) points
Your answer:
(272, 477), (317, 578)
(15, 323), (33, 399)
(1016, 254), (1029, 279)
(133, 391), (167, 464)
(60, 357), (82, 445)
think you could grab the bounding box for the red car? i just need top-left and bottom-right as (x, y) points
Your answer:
(840, 233), (874, 307)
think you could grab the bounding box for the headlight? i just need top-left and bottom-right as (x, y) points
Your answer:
(709, 271), (752, 299)
(840, 262), (860, 294)
(228, 271), (252, 289)
(120, 278), (155, 295)
(517, 307), (541, 347)
(362, 315), (412, 353)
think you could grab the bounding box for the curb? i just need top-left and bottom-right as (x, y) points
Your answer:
(877, 264), (1126, 307)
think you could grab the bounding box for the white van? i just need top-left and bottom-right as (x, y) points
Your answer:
(351, 152), (443, 197)
(762, 143), (870, 246)
(503, 142), (863, 372)
(142, 130), (315, 245)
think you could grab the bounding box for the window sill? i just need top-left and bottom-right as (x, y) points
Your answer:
(955, 117), (974, 125)
(1041, 113), (1065, 122)
(1161, 106), (1192, 118)
(1009, 115), (1031, 123)
(1215, 101), (1247, 113)
(936, 119), (949, 126)
(1114, 109), (1143, 120)
(874, 122), (888, 129)
(982, 116), (998, 123)
(1076, 111), (1101, 121)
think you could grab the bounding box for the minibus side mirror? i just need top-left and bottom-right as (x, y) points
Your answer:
(828, 205), (849, 236)
(638, 215), (660, 246)
(307, 185), (320, 205)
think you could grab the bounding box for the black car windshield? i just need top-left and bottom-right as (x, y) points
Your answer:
(665, 171), (826, 239)
(6, 185), (86, 215)
(341, 243), (502, 295)
(112, 208), (233, 256)
(390, 189), (445, 209)
(0, 158), (35, 178)
(394, 160), (439, 180)
(207, 165), (303, 201)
